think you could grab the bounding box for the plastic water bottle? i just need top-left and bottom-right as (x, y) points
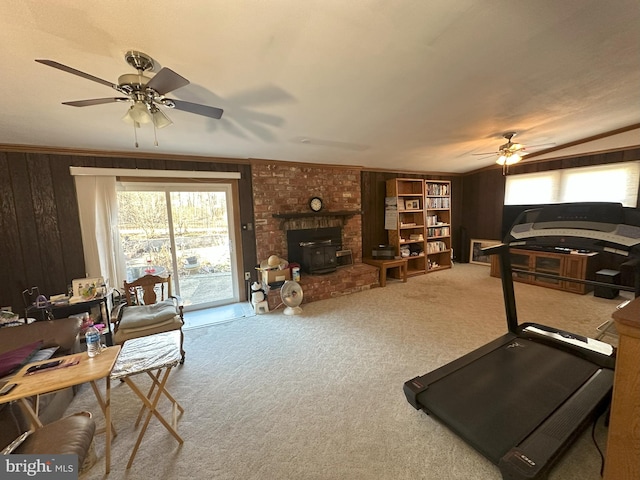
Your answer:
(85, 324), (102, 357)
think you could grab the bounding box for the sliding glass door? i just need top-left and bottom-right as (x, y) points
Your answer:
(117, 183), (239, 310)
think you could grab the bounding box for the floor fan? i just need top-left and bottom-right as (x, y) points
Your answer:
(281, 280), (303, 315)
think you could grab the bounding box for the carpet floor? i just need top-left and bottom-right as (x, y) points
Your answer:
(72, 263), (625, 479)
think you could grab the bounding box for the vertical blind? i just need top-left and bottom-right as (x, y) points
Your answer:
(504, 161), (640, 207)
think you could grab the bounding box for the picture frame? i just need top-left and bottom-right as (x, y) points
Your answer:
(470, 239), (500, 266)
(405, 199), (420, 210)
(72, 277), (104, 300)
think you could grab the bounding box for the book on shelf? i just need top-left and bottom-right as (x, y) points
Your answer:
(426, 215), (438, 226)
(426, 241), (448, 253)
(427, 226), (450, 237)
(426, 197), (450, 209)
(426, 183), (450, 196)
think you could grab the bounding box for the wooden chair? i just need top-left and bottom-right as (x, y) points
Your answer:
(111, 274), (185, 363)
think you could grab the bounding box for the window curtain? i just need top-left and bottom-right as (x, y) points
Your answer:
(505, 161), (640, 207)
(73, 175), (126, 291)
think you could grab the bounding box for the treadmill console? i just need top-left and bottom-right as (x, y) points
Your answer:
(506, 202), (640, 254)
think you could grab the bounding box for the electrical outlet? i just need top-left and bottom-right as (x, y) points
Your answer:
(244, 272), (251, 281)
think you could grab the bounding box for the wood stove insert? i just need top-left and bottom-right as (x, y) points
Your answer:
(287, 227), (342, 274)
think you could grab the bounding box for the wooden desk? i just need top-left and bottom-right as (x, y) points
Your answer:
(604, 299), (640, 479)
(0, 346), (121, 474)
(111, 331), (184, 469)
(362, 257), (408, 287)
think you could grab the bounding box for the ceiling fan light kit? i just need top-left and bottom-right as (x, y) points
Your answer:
(35, 50), (224, 148)
(495, 151), (522, 166)
(127, 102), (153, 124)
(151, 107), (173, 129)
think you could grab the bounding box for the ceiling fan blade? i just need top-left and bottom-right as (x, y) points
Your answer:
(146, 68), (189, 95)
(62, 97), (129, 107)
(35, 59), (117, 90)
(472, 152), (498, 156)
(170, 99), (223, 119)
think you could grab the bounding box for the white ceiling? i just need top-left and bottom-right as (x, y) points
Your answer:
(0, 0), (638, 174)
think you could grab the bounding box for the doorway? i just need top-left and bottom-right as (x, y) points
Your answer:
(117, 182), (240, 311)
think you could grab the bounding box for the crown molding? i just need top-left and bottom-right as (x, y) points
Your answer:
(0, 143), (250, 165)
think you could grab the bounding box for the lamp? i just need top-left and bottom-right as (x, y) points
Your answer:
(125, 101), (152, 124)
(151, 107), (173, 128)
(122, 101), (173, 148)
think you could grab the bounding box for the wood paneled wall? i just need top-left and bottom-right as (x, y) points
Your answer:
(0, 151), (255, 314)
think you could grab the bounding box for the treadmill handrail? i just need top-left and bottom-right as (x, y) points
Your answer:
(484, 243), (519, 333)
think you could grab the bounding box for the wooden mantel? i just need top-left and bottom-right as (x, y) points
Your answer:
(604, 297), (640, 479)
(272, 210), (362, 220)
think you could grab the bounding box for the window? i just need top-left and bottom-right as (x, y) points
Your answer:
(117, 182), (240, 310)
(69, 167), (241, 305)
(504, 161), (640, 207)
(504, 171), (560, 206)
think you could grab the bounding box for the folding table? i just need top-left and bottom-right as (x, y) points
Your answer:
(1, 346), (121, 474)
(110, 330), (184, 469)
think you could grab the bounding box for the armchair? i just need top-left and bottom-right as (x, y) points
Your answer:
(111, 274), (185, 363)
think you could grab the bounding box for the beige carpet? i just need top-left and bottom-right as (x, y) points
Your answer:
(71, 263), (625, 479)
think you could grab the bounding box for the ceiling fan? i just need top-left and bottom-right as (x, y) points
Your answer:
(35, 50), (223, 147)
(474, 132), (554, 174)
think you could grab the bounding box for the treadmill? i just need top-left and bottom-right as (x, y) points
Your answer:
(404, 202), (640, 480)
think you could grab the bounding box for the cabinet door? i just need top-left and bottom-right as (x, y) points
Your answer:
(534, 255), (563, 288)
(491, 250), (531, 280)
(508, 251), (533, 283)
(562, 256), (587, 294)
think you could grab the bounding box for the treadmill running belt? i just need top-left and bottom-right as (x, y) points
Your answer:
(416, 338), (599, 464)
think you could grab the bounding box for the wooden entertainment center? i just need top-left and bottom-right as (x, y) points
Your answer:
(490, 247), (599, 294)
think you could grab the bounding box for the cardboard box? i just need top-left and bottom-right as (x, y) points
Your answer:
(259, 267), (291, 287)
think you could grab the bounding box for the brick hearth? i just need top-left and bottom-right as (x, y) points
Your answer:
(265, 264), (379, 310)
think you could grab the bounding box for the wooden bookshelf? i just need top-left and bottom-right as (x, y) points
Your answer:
(386, 178), (427, 276)
(425, 180), (452, 272)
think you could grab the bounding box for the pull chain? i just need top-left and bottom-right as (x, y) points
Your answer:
(133, 122), (139, 148)
(153, 121), (159, 147)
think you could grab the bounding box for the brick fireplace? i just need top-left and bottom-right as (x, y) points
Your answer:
(251, 160), (378, 306)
